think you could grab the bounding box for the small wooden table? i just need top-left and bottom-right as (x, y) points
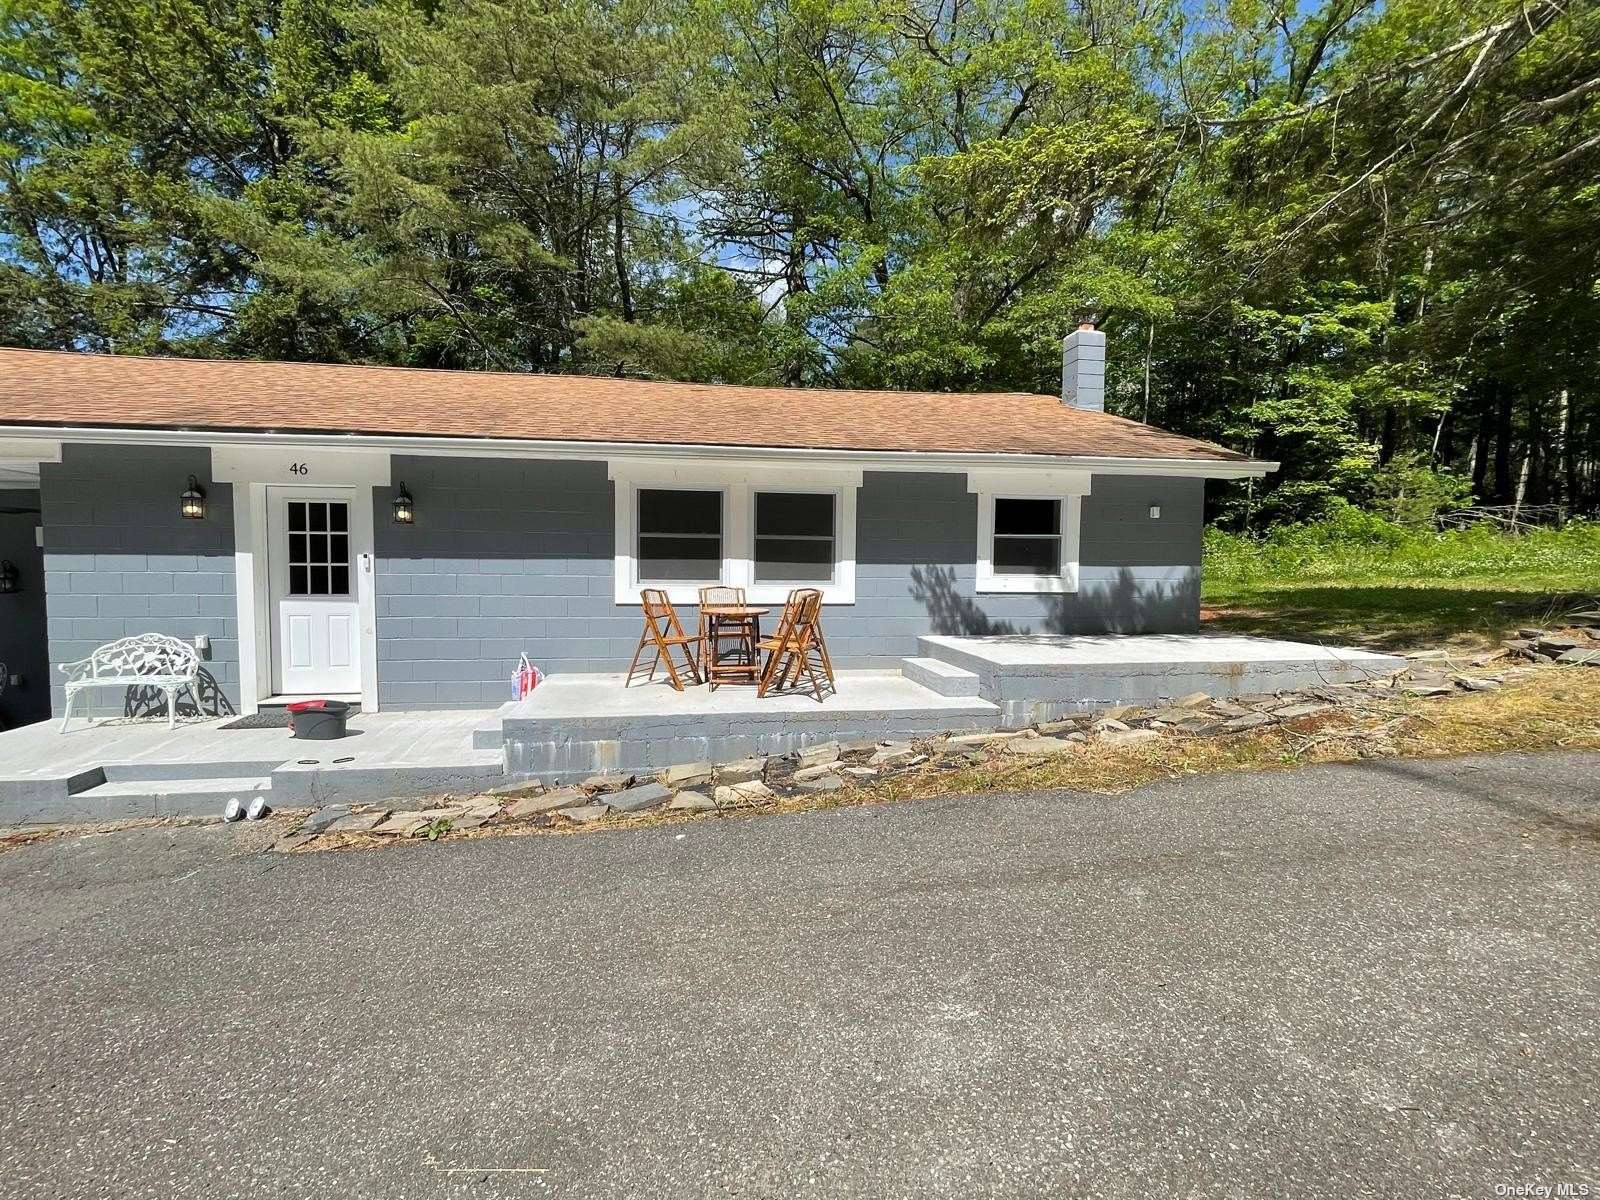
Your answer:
(700, 605), (769, 688)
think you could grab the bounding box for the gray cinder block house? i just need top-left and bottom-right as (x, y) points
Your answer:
(0, 325), (1273, 719)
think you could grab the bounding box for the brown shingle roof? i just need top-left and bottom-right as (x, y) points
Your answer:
(0, 349), (1251, 463)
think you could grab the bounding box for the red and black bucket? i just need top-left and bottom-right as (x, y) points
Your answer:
(286, 699), (352, 740)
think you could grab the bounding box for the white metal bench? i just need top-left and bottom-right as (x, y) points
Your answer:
(58, 634), (201, 733)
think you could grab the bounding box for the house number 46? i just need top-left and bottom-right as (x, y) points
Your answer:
(289, 462), (310, 476)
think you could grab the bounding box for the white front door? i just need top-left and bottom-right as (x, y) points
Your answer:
(267, 488), (366, 696)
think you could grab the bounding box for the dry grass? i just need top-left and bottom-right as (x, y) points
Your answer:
(872, 666), (1600, 803)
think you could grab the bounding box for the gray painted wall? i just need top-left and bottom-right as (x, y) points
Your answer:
(35, 444), (1201, 713)
(374, 457), (639, 709)
(843, 470), (1202, 665)
(372, 457), (1201, 708)
(40, 446), (238, 717)
(0, 489), (49, 727)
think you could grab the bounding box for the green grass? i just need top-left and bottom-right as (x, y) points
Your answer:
(1201, 512), (1600, 651)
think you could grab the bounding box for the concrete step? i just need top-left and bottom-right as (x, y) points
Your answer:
(72, 774), (274, 819)
(471, 702), (516, 750)
(102, 759), (283, 783)
(268, 755), (509, 806)
(915, 635), (995, 675)
(899, 656), (981, 697)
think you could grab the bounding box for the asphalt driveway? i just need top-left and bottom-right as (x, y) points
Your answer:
(2, 752), (1598, 1198)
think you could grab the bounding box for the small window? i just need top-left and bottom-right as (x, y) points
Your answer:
(285, 500), (352, 596)
(992, 498), (1061, 576)
(755, 492), (835, 583)
(637, 488), (722, 582)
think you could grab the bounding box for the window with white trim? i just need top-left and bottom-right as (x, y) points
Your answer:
(991, 498), (1061, 577)
(973, 488), (1084, 594)
(636, 487), (723, 583)
(754, 491), (836, 584)
(611, 463), (859, 604)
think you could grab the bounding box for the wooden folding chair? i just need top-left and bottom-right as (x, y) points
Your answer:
(756, 588), (835, 701)
(625, 589), (702, 690)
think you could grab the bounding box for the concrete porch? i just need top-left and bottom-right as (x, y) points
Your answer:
(0, 709), (507, 826)
(909, 633), (1408, 726)
(492, 634), (1406, 781)
(0, 633), (1408, 821)
(491, 670), (1000, 781)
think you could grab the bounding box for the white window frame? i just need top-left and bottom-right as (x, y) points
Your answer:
(611, 460), (859, 605)
(968, 468), (1090, 595)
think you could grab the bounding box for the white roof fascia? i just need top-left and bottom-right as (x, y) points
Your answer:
(0, 424), (1278, 480)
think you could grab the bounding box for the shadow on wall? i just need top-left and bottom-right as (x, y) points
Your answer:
(909, 565), (1201, 637)
(123, 669), (237, 720)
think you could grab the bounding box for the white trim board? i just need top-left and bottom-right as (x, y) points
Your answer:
(973, 492), (1084, 594)
(968, 469), (1090, 594)
(0, 424), (1278, 479)
(226, 460), (382, 716)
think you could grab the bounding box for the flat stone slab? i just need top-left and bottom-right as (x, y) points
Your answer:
(665, 791), (716, 812)
(1222, 713), (1272, 732)
(1005, 736), (1078, 757)
(323, 810), (389, 834)
(716, 758), (767, 784)
(715, 781), (775, 807)
(560, 804), (610, 824)
(792, 762), (843, 782)
(483, 780), (545, 798)
(298, 806), (350, 835)
(661, 762), (713, 788)
(1100, 728), (1162, 748)
(609, 782), (674, 813)
(946, 731), (1022, 746)
(797, 741), (842, 769)
(372, 813), (434, 836)
(508, 787), (586, 818)
(1269, 703), (1332, 720)
(794, 774), (846, 793)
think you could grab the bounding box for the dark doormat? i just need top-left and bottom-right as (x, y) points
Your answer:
(220, 705), (362, 731)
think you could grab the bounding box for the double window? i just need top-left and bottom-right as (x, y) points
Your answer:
(633, 489), (839, 586)
(615, 469), (858, 603)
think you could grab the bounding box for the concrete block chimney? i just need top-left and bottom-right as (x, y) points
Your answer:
(1062, 320), (1106, 412)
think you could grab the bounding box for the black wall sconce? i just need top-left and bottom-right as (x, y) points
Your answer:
(0, 559), (18, 594)
(180, 476), (207, 520)
(392, 482), (415, 525)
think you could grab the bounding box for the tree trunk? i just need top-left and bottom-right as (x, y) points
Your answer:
(613, 174), (634, 324)
(1379, 407), (1398, 465)
(1557, 387), (1574, 514)
(1492, 384), (1514, 503)
(1142, 320), (1154, 423)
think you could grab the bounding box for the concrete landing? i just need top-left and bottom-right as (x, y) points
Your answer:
(500, 670), (999, 782)
(918, 634), (1408, 726)
(0, 709), (510, 825)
